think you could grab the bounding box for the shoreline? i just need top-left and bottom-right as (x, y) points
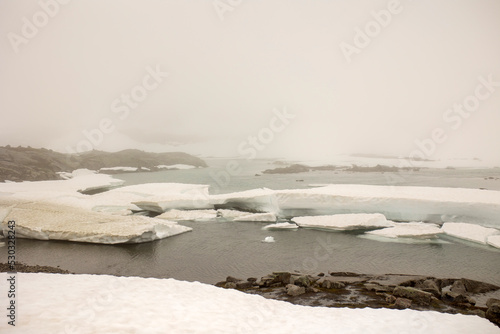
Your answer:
(2, 263), (499, 327)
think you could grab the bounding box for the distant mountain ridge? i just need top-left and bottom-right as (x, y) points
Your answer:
(0, 146), (207, 182)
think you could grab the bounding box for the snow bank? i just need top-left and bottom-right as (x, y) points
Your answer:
(263, 222), (299, 230)
(276, 184), (500, 227)
(441, 222), (500, 245)
(234, 212), (277, 222)
(0, 202), (191, 244)
(1, 273), (498, 334)
(156, 209), (218, 221)
(292, 213), (394, 231)
(156, 164), (196, 169)
(100, 166), (138, 172)
(366, 222), (443, 239)
(0, 169), (123, 199)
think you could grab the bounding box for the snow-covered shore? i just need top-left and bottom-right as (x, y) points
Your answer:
(0, 272), (498, 333)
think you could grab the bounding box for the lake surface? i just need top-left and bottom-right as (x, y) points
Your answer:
(3, 159), (500, 285)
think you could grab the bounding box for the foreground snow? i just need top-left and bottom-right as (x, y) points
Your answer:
(292, 213), (394, 231)
(0, 273), (497, 334)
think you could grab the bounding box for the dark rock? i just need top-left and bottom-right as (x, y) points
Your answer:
(247, 277), (257, 283)
(318, 273), (325, 277)
(468, 309), (486, 318)
(487, 298), (500, 309)
(386, 295), (397, 304)
(394, 298), (412, 309)
(236, 281), (254, 290)
(286, 284), (306, 296)
(450, 280), (467, 294)
(393, 286), (433, 306)
(486, 299), (500, 326)
(226, 276), (243, 283)
(272, 272), (292, 285)
(441, 291), (476, 306)
(306, 287), (320, 293)
(215, 281), (226, 288)
(461, 278), (499, 294)
(321, 279), (346, 289)
(224, 282), (237, 289)
(294, 275), (312, 287)
(365, 283), (393, 293)
(416, 279), (441, 298)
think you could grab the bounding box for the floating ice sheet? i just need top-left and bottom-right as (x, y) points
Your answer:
(233, 212), (277, 222)
(441, 222), (500, 245)
(292, 213), (394, 231)
(365, 222), (443, 239)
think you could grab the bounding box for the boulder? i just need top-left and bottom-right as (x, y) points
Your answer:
(321, 279), (346, 290)
(441, 291), (476, 306)
(294, 275), (312, 287)
(364, 283), (392, 293)
(450, 280), (467, 294)
(272, 272), (292, 285)
(393, 286), (433, 306)
(224, 282), (237, 289)
(486, 299), (500, 326)
(236, 281), (254, 289)
(461, 278), (499, 294)
(286, 284), (306, 296)
(226, 276), (243, 283)
(416, 279), (441, 298)
(394, 298), (412, 309)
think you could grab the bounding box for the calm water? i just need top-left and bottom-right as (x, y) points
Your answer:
(3, 159), (500, 285)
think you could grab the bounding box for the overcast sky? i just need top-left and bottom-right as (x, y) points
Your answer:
(1, 0), (499, 163)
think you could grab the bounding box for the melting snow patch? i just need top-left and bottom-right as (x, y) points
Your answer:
(2, 273), (499, 334)
(441, 222), (500, 245)
(156, 164), (196, 169)
(292, 213), (394, 231)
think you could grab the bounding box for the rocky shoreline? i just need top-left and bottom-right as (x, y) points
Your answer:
(215, 271), (500, 327)
(3, 262), (499, 327)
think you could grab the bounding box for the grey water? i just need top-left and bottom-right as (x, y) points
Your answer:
(5, 159), (500, 285)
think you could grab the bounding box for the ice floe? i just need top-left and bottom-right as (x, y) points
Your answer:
(365, 222), (443, 239)
(216, 209), (252, 219)
(292, 213), (394, 231)
(441, 222), (500, 245)
(2, 273), (498, 334)
(487, 235), (500, 249)
(262, 236), (275, 243)
(156, 209), (218, 221)
(211, 188), (279, 213)
(263, 222), (299, 230)
(276, 184), (500, 227)
(0, 202), (191, 244)
(233, 212), (277, 222)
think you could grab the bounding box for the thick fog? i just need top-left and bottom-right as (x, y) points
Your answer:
(1, 0), (499, 163)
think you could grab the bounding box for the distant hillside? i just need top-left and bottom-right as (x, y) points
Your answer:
(0, 146), (207, 182)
